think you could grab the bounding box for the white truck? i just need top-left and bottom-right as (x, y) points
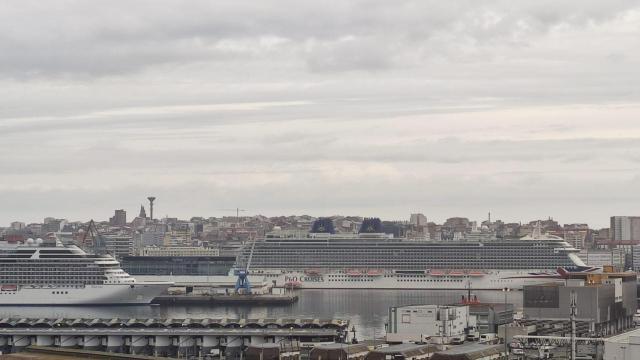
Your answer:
(479, 333), (499, 344)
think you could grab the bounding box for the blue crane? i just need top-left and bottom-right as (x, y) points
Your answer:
(235, 237), (257, 294)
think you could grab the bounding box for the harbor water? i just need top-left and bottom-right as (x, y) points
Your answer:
(0, 289), (522, 339)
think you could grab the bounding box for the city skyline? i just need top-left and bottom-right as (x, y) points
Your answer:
(2, 1), (640, 227)
(1, 204), (623, 230)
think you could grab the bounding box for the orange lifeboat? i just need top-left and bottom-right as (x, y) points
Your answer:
(305, 269), (321, 275)
(346, 270), (363, 276)
(469, 271), (485, 277)
(1, 285), (17, 291)
(366, 269), (383, 276)
(429, 270), (444, 276)
(449, 271), (465, 277)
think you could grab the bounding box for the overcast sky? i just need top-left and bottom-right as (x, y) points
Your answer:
(1, 1), (640, 227)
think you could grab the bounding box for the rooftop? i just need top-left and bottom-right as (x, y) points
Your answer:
(430, 344), (503, 360)
(606, 327), (640, 344)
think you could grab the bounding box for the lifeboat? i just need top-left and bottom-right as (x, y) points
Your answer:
(305, 269), (321, 275)
(469, 271), (485, 277)
(449, 271), (465, 277)
(366, 269), (383, 276)
(429, 270), (444, 276)
(1, 285), (17, 291)
(346, 270), (363, 276)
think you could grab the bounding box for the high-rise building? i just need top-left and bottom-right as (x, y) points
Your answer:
(109, 209), (127, 227)
(610, 216), (640, 240)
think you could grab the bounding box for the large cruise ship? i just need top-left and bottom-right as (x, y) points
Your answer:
(0, 238), (171, 305)
(239, 220), (598, 290)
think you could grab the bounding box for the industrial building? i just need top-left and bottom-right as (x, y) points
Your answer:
(387, 304), (471, 344)
(523, 271), (637, 337)
(0, 317), (347, 359)
(468, 303), (514, 335)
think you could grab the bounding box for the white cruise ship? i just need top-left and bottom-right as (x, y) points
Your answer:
(0, 239), (171, 305)
(239, 220), (599, 290)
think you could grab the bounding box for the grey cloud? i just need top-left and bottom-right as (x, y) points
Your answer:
(1, 135), (637, 177)
(2, 1), (640, 227)
(0, 1), (638, 77)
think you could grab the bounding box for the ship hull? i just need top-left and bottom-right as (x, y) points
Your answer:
(253, 269), (576, 290)
(0, 282), (170, 305)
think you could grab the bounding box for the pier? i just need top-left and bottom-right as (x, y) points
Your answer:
(152, 294), (298, 305)
(0, 317), (348, 358)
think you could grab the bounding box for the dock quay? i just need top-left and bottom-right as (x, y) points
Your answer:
(151, 294), (298, 305)
(0, 317), (348, 358)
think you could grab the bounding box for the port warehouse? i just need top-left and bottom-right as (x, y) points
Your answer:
(0, 318), (347, 357)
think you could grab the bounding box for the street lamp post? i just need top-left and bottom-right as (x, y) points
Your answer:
(502, 287), (511, 360)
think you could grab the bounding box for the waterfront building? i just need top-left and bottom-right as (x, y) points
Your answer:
(387, 304), (469, 344)
(523, 271), (637, 336)
(468, 303), (514, 335)
(121, 256), (235, 276)
(139, 246), (219, 257)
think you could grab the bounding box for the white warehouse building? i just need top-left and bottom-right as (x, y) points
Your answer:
(387, 304), (472, 344)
